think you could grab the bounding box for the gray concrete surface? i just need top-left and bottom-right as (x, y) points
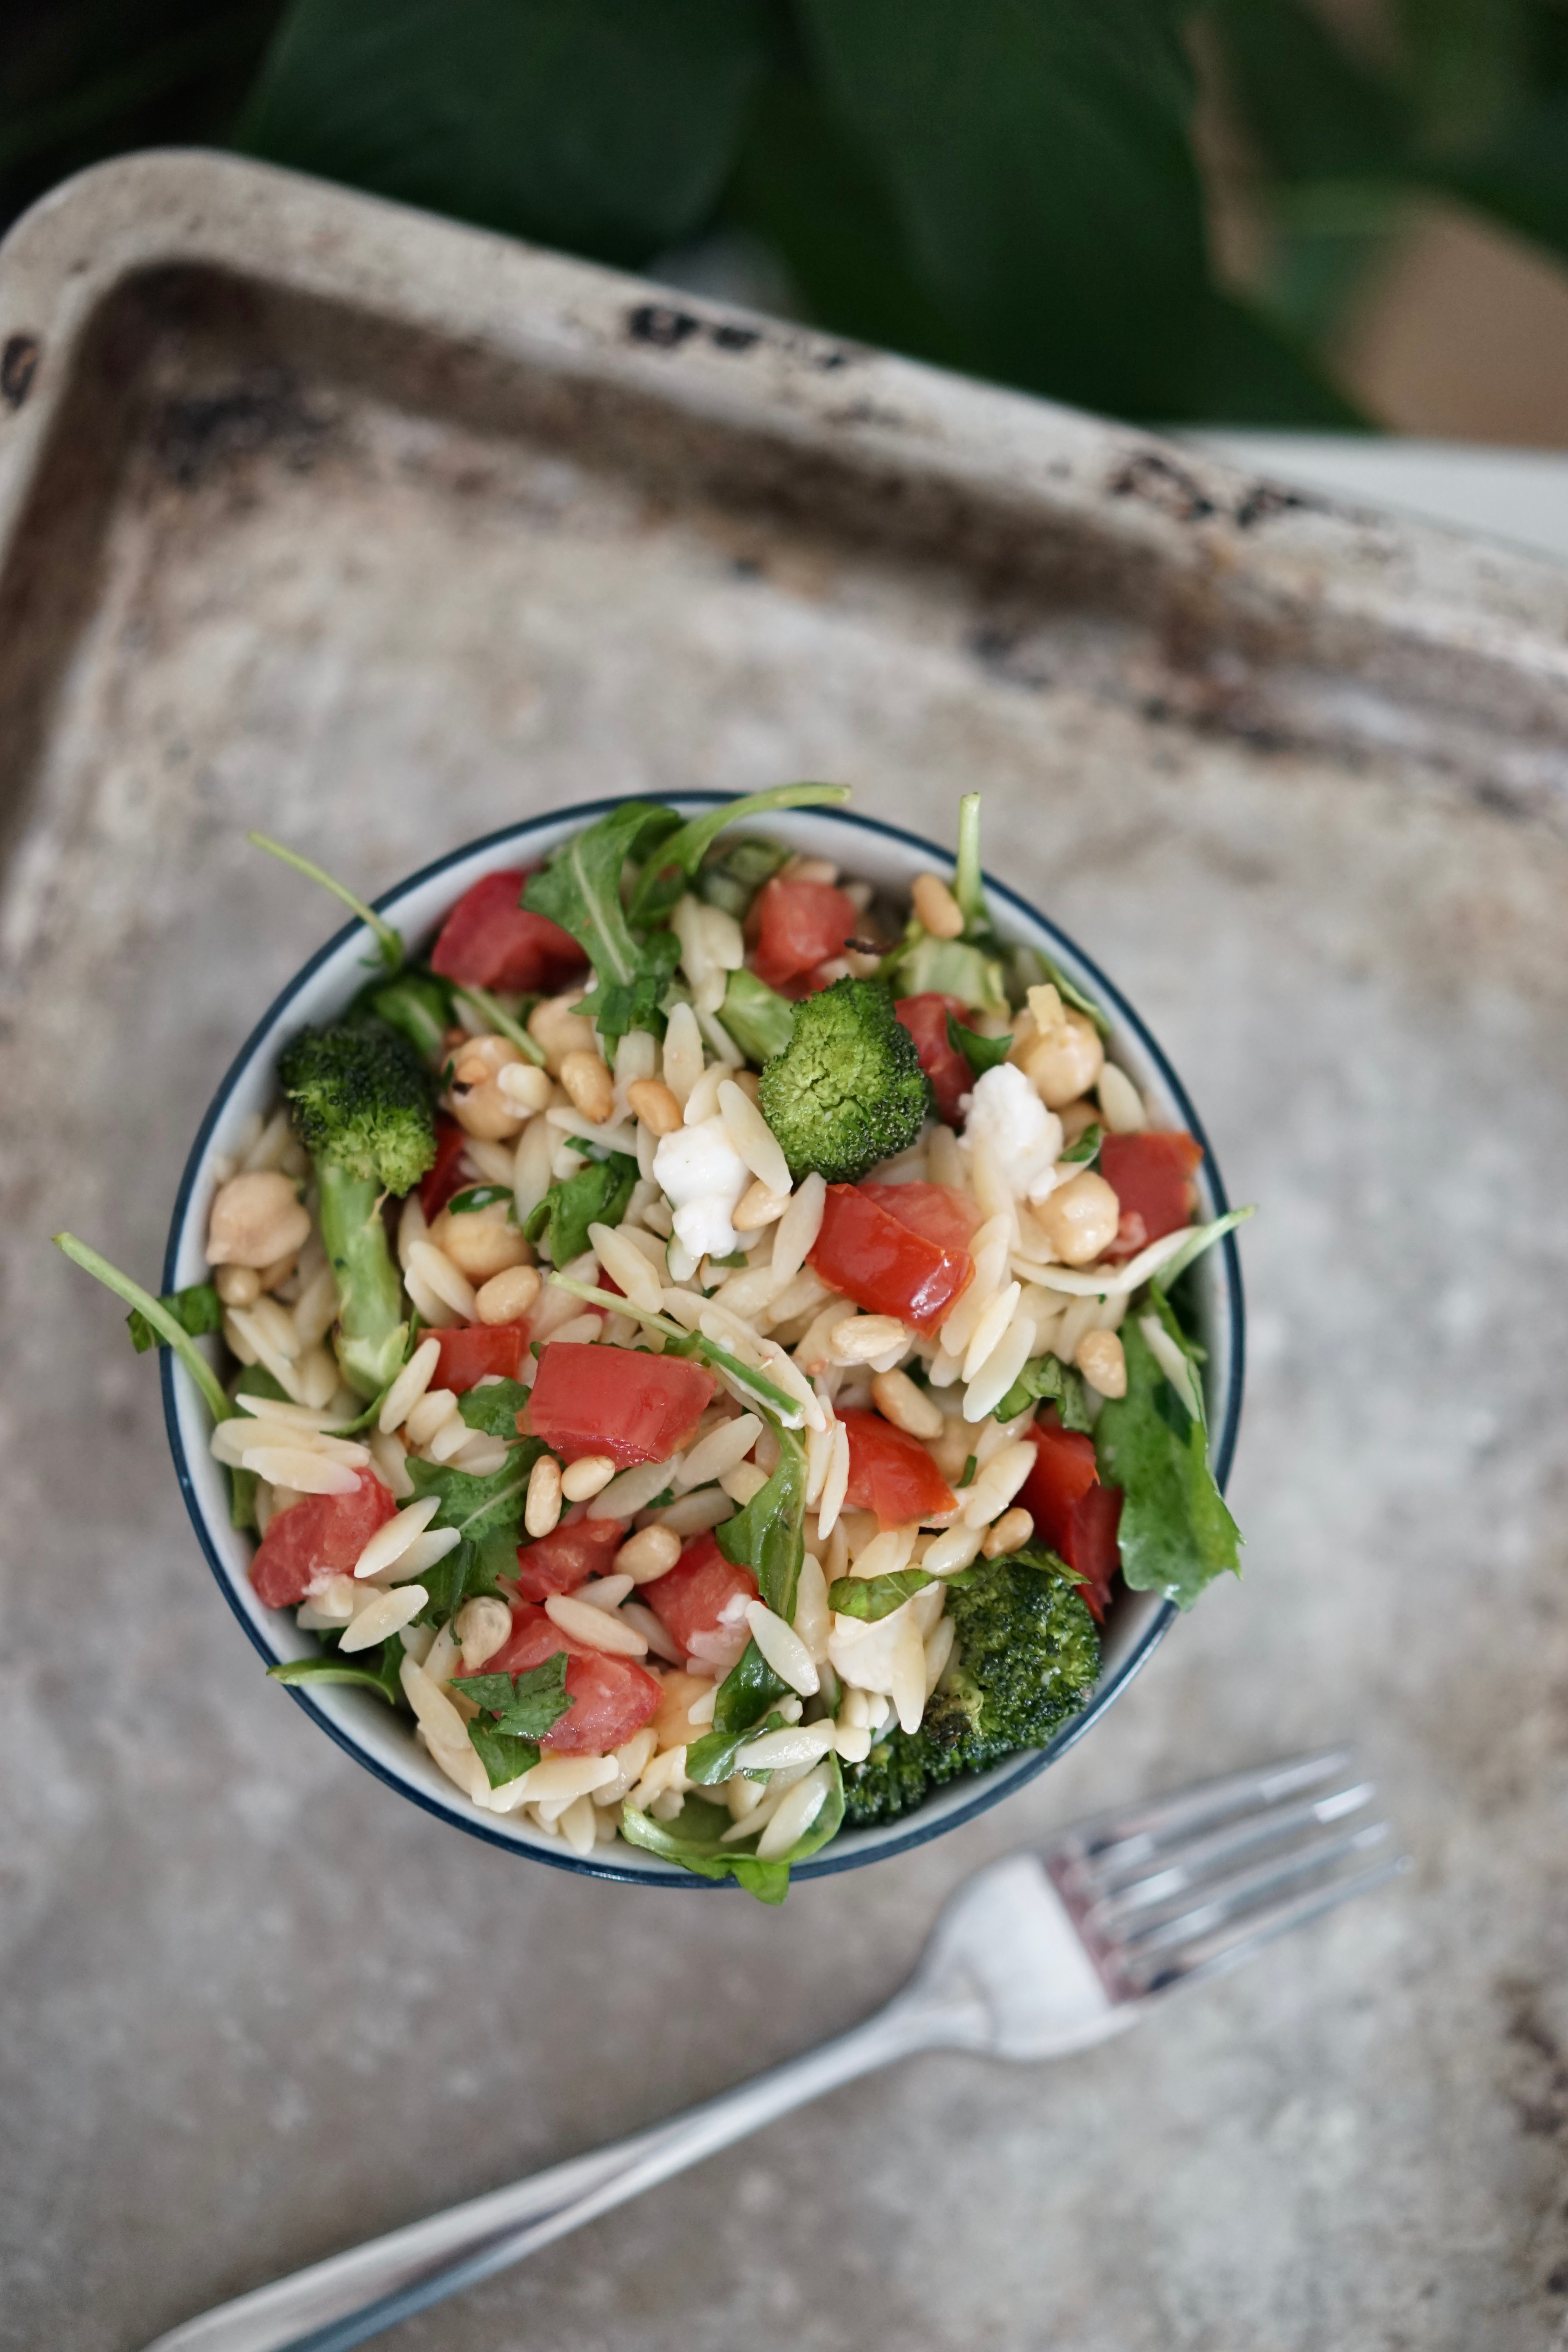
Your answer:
(4, 155), (1568, 2352)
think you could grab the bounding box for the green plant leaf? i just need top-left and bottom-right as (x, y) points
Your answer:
(720, 968), (797, 1064)
(626, 783), (850, 925)
(456, 1377), (532, 1439)
(268, 1637), (406, 1706)
(406, 1441), (544, 1547)
(828, 1566), (935, 1621)
(1093, 1290), (1240, 1608)
(1060, 1122), (1103, 1167)
(523, 1151), (639, 1268)
(684, 1708), (787, 1787)
(457, 1649), (573, 1739)
(621, 1754), (844, 1901)
(715, 1410), (808, 1618)
(1207, 0), (1412, 181)
(126, 1280), (223, 1355)
(946, 1015), (1012, 1085)
(993, 1352), (1094, 1432)
(238, 0), (773, 265)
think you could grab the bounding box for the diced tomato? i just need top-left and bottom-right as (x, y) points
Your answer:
(528, 1342), (715, 1467)
(250, 1470), (397, 1610)
(455, 1601), (660, 1753)
(840, 1411), (956, 1530)
(429, 868), (585, 995)
(809, 1183), (973, 1334)
(1100, 1130), (1202, 1261)
(420, 1115), (471, 1220)
(1019, 1408), (1122, 1621)
(511, 1513), (629, 1603)
(746, 875), (858, 992)
(858, 1181), (981, 1259)
(433, 1322), (530, 1394)
(641, 1531), (758, 1659)
(894, 993), (974, 1125)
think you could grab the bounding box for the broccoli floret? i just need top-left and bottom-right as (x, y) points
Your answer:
(757, 977), (930, 1185)
(278, 1019), (436, 1398)
(842, 1551), (1100, 1828)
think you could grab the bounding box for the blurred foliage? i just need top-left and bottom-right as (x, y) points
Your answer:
(4, 0), (1568, 427)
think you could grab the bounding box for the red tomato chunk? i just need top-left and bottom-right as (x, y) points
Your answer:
(430, 868), (586, 995)
(1100, 1130), (1202, 1261)
(809, 1183), (973, 1334)
(641, 1531), (758, 1659)
(434, 1323), (530, 1394)
(746, 875), (858, 993)
(894, 993), (974, 1126)
(840, 1411), (956, 1530)
(457, 1601), (660, 1753)
(528, 1342), (715, 1467)
(250, 1470), (396, 1610)
(1018, 1409), (1122, 1621)
(511, 1513), (628, 1603)
(420, 1114), (470, 1220)
(858, 1180), (980, 1259)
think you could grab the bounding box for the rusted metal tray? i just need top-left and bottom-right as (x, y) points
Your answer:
(5, 150), (1568, 2352)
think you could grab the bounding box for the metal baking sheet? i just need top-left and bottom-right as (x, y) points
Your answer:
(4, 151), (1567, 2352)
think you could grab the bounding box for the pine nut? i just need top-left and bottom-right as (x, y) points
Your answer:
(1076, 1327), (1127, 1398)
(871, 1368), (944, 1439)
(561, 1453), (617, 1502)
(628, 1077), (683, 1135)
(982, 1506), (1034, 1559)
(215, 1263), (261, 1307)
(830, 1313), (909, 1363)
(496, 1061), (554, 1115)
(525, 1451), (563, 1537)
(475, 1263), (542, 1327)
(559, 1048), (615, 1124)
(733, 1178), (789, 1231)
(613, 1523), (683, 1583)
(911, 872), (965, 939)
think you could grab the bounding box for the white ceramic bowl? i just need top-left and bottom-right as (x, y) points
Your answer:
(162, 798), (1245, 1886)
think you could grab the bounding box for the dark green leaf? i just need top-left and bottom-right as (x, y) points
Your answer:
(715, 1411), (808, 1618)
(993, 1353), (1094, 1432)
(523, 798), (681, 994)
(127, 1280), (222, 1354)
(238, 0), (772, 267)
(457, 1650), (573, 1739)
(1093, 1290), (1240, 1608)
(364, 970), (453, 1064)
(407, 1440), (545, 1547)
(522, 1151), (639, 1267)
(576, 929), (682, 1054)
(626, 784), (850, 925)
(1060, 1122), (1103, 1167)
(269, 1639), (405, 1706)
(456, 1377), (531, 1439)
(828, 1567), (935, 1621)
(697, 834), (791, 922)
(719, 968), (797, 1064)
(946, 1014), (1012, 1084)
(621, 1754), (844, 1901)
(1207, 0), (1411, 182)
(447, 1184), (513, 1216)
(685, 1709), (786, 1787)
(1443, 95), (1568, 273)
(409, 1529), (517, 1628)
(468, 1722), (542, 1789)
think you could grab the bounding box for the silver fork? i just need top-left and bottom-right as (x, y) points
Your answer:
(147, 1749), (1404, 2352)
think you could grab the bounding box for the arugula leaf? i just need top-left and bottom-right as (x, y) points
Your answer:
(447, 1184), (514, 1216)
(456, 1377), (531, 1439)
(1060, 1121), (1103, 1167)
(827, 1566), (936, 1621)
(523, 799), (682, 1029)
(951, 788), (987, 935)
(268, 1639), (406, 1708)
(697, 835), (792, 922)
(410, 1530), (517, 1629)
(720, 967), (796, 1064)
(459, 1651), (573, 1738)
(994, 1353), (1094, 1432)
(621, 1755), (845, 1903)
(684, 1708), (787, 1788)
(407, 1441), (545, 1548)
(946, 1013), (1012, 1084)
(468, 1721), (542, 1789)
(126, 1280), (223, 1355)
(523, 1151), (639, 1267)
(577, 928), (682, 1053)
(1093, 1290), (1240, 1609)
(715, 1409), (808, 1618)
(626, 783), (851, 925)
(685, 1638), (791, 1784)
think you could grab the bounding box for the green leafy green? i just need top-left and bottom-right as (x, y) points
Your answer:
(459, 1650), (572, 1737)
(268, 1637), (406, 1707)
(883, 933), (1007, 1013)
(715, 1410), (808, 1619)
(407, 1439), (544, 1548)
(363, 969), (453, 1064)
(1154, 1206), (1254, 1289)
(951, 788), (987, 934)
(685, 1638), (791, 1784)
(126, 1279), (223, 1355)
(946, 1014), (1012, 1085)
(54, 1233), (230, 1420)
(576, 930), (683, 1053)
(409, 1531), (516, 1629)
(468, 1720), (541, 1790)
(1060, 1121), (1103, 1167)
(621, 1755), (845, 1903)
(225, 1363), (292, 1529)
(994, 1353), (1094, 1432)
(720, 967), (797, 1064)
(827, 1566), (937, 1621)
(1093, 1290), (1240, 1609)
(684, 1708), (787, 1788)
(456, 1377), (531, 1439)
(626, 784), (850, 925)
(523, 1150), (639, 1267)
(522, 800), (683, 1049)
(447, 1183), (514, 1216)
(697, 834), (792, 922)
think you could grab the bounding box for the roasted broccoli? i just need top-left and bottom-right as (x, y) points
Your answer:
(841, 1551), (1100, 1828)
(757, 977), (929, 1184)
(278, 1018), (436, 1398)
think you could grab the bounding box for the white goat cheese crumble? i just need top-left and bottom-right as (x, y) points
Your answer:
(962, 1062), (1065, 1203)
(653, 1115), (751, 1261)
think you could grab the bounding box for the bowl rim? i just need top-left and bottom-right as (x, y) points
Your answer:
(162, 793), (1244, 1886)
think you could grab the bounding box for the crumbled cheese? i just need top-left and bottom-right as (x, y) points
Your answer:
(962, 1062), (1065, 1203)
(653, 1115), (751, 1261)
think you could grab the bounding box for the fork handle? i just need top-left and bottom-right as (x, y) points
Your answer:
(143, 1990), (959, 2352)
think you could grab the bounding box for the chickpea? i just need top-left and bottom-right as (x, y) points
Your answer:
(1076, 1327), (1127, 1399)
(430, 1198), (533, 1282)
(527, 991), (597, 1075)
(206, 1170), (311, 1269)
(474, 1263), (542, 1326)
(1022, 1010), (1103, 1110)
(456, 1593), (512, 1674)
(1034, 1169), (1121, 1267)
(449, 1033), (527, 1140)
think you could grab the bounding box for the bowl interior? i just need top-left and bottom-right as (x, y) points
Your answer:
(163, 798), (1243, 1885)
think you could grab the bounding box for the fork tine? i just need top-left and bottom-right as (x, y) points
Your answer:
(1127, 1849), (1411, 1998)
(1048, 1748), (1356, 1875)
(1079, 1781), (1376, 1918)
(1110, 1818), (1396, 1965)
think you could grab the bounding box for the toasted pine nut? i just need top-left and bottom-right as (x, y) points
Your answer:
(627, 1077), (683, 1135)
(474, 1263), (542, 1327)
(911, 872), (965, 940)
(871, 1368), (944, 1439)
(525, 1451), (563, 1537)
(830, 1313), (909, 1363)
(613, 1523), (683, 1583)
(1076, 1327), (1127, 1398)
(561, 1452), (617, 1502)
(559, 1048), (615, 1124)
(733, 1178), (789, 1231)
(215, 1263), (262, 1307)
(982, 1506), (1034, 1559)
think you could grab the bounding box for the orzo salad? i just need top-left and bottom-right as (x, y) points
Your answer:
(59, 786), (1249, 1900)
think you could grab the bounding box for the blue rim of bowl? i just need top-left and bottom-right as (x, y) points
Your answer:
(163, 795), (1244, 1887)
